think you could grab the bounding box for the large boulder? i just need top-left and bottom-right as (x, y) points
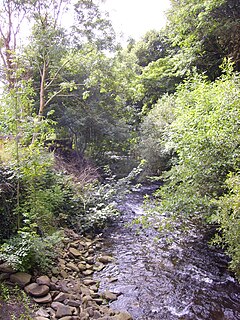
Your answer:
(10, 272), (32, 287)
(24, 283), (50, 297)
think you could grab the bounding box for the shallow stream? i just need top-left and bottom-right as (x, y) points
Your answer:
(96, 185), (240, 320)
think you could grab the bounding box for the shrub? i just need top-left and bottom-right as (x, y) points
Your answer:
(0, 230), (63, 272)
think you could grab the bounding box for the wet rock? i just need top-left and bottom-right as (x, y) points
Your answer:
(10, 272), (31, 287)
(0, 262), (15, 273)
(25, 283), (50, 297)
(37, 275), (51, 286)
(33, 293), (52, 304)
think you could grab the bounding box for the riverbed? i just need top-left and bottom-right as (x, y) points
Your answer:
(96, 185), (240, 320)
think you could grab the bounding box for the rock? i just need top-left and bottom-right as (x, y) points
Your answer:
(34, 317), (49, 320)
(82, 269), (94, 276)
(51, 301), (66, 310)
(10, 272), (31, 287)
(52, 267), (60, 276)
(83, 279), (97, 286)
(93, 310), (102, 319)
(79, 311), (90, 320)
(25, 283), (50, 297)
(60, 270), (68, 278)
(33, 293), (52, 304)
(66, 262), (79, 272)
(0, 262), (15, 273)
(35, 307), (50, 318)
(69, 248), (82, 258)
(78, 263), (87, 271)
(54, 292), (70, 302)
(36, 275), (51, 286)
(98, 255), (114, 264)
(103, 290), (118, 301)
(0, 273), (10, 281)
(112, 311), (133, 320)
(93, 263), (105, 272)
(55, 304), (75, 318)
(64, 299), (81, 307)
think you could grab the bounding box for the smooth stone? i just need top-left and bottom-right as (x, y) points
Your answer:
(33, 293), (52, 304)
(34, 317), (49, 320)
(25, 283), (49, 297)
(0, 262), (15, 273)
(36, 275), (51, 286)
(10, 272), (32, 287)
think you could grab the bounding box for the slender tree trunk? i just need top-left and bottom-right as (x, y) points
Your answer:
(39, 60), (47, 117)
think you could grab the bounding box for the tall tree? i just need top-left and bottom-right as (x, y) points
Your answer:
(0, 0), (30, 88)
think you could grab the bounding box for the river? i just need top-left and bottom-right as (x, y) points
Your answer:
(96, 185), (240, 320)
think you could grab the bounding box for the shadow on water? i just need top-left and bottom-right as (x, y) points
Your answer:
(95, 185), (240, 320)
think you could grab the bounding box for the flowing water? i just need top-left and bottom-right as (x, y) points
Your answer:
(96, 185), (240, 320)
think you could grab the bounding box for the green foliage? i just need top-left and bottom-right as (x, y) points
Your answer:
(0, 230), (63, 272)
(167, 0), (240, 77)
(137, 94), (176, 177)
(154, 64), (240, 275)
(210, 172), (240, 279)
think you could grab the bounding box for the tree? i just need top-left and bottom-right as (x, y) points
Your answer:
(167, 0), (240, 78)
(0, 0), (31, 88)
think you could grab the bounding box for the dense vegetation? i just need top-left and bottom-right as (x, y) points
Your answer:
(0, 0), (239, 279)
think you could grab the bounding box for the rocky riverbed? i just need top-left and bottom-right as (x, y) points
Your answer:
(0, 228), (132, 320)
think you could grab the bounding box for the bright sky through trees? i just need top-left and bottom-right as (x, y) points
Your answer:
(101, 0), (171, 44)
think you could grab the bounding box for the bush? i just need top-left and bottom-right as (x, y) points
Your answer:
(0, 230), (63, 272)
(210, 173), (240, 279)
(0, 167), (18, 241)
(137, 94), (176, 177)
